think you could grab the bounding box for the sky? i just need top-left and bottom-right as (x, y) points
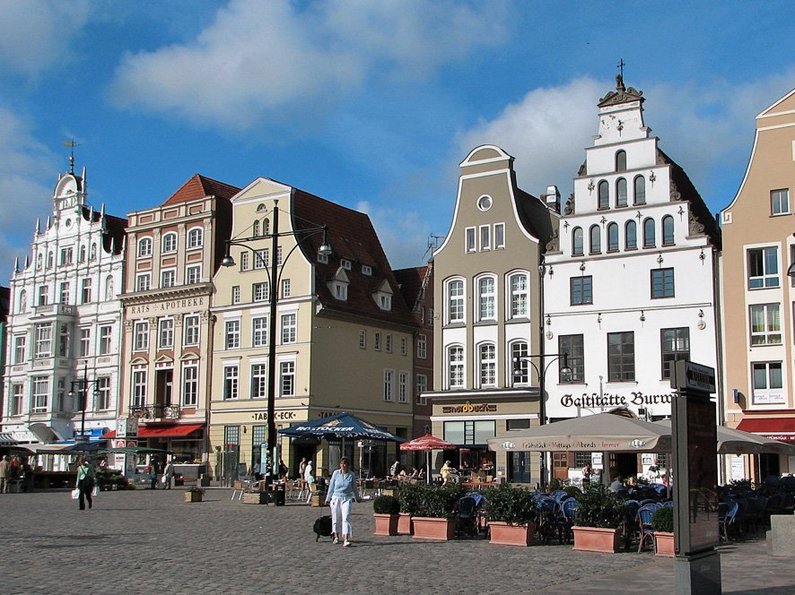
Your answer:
(2, 0), (795, 276)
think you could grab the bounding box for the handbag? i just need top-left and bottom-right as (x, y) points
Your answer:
(71, 488), (79, 500)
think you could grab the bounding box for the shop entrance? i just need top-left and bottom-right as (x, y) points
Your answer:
(509, 451), (531, 483)
(607, 452), (639, 481)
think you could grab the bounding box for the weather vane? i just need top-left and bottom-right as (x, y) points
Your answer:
(62, 139), (79, 174)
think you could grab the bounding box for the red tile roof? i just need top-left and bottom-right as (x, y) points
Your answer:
(163, 174), (241, 206)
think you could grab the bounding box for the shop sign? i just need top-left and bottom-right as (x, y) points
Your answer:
(128, 296), (205, 315)
(560, 391), (674, 409)
(251, 411), (296, 421)
(441, 401), (497, 414)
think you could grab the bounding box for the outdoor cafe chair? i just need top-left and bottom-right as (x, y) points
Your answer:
(560, 497), (578, 543)
(719, 500), (740, 542)
(636, 504), (657, 552)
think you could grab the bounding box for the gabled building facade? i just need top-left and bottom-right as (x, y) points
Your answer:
(720, 88), (795, 478)
(3, 164), (127, 450)
(543, 76), (722, 482)
(209, 179), (416, 479)
(425, 145), (557, 483)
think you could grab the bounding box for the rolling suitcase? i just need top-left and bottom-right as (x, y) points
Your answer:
(313, 510), (333, 542)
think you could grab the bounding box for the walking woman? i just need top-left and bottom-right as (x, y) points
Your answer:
(324, 457), (360, 546)
(76, 457), (95, 510)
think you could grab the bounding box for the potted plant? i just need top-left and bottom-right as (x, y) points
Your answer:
(652, 505), (675, 557)
(485, 483), (538, 546)
(571, 484), (623, 553)
(184, 486), (204, 503)
(373, 495), (401, 536)
(412, 483), (467, 540)
(397, 482), (423, 535)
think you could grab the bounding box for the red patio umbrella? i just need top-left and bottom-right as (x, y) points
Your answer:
(400, 433), (455, 482)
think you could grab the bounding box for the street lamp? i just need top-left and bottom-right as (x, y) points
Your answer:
(513, 352), (571, 488)
(221, 200), (331, 482)
(68, 362), (101, 443)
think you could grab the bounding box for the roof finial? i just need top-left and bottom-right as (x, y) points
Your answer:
(616, 58), (626, 92)
(62, 139), (79, 174)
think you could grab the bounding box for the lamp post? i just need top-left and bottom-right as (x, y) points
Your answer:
(68, 362), (100, 443)
(221, 201), (331, 482)
(513, 352), (571, 488)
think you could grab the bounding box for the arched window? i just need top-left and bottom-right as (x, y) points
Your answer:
(508, 272), (529, 318)
(477, 276), (496, 321)
(598, 180), (609, 210)
(262, 218), (270, 236)
(662, 215), (675, 246)
(510, 341), (529, 384)
(616, 150), (627, 172)
(47, 251), (54, 268)
(625, 220), (637, 250)
(162, 232), (177, 253)
(572, 227), (584, 256)
(138, 237), (152, 258)
(79, 245), (87, 262)
(478, 343), (496, 387)
(447, 345), (464, 389)
(616, 178), (627, 207)
(607, 223), (619, 252)
(589, 225), (601, 254)
(187, 227), (203, 248)
(447, 279), (465, 324)
(634, 175), (646, 205)
(252, 220), (259, 237)
(643, 218), (656, 248)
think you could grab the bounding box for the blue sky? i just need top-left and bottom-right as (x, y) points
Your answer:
(2, 0), (795, 275)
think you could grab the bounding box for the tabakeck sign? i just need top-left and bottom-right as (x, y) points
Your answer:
(441, 401), (497, 414)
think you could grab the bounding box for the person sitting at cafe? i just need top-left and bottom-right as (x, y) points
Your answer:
(440, 460), (456, 485)
(608, 467), (625, 493)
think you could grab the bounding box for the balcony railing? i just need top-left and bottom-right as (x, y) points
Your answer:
(130, 404), (181, 421)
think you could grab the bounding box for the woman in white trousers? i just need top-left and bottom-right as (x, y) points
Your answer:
(325, 457), (361, 546)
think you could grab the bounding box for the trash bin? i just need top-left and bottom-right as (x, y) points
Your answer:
(274, 481), (286, 506)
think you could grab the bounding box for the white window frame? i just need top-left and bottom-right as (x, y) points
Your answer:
(10, 383), (24, 416)
(223, 365), (239, 400)
(417, 334), (427, 359)
(138, 237), (153, 258)
(59, 281), (70, 304)
(252, 317), (268, 347)
(13, 335), (26, 364)
(81, 278), (92, 303)
(253, 282), (269, 302)
(187, 227), (203, 249)
(98, 325), (112, 355)
(479, 343), (496, 388)
(281, 313), (297, 344)
(251, 363), (267, 398)
(752, 361), (784, 404)
(494, 223), (505, 249)
(34, 323), (53, 358)
(446, 278), (465, 324)
(748, 246), (780, 289)
(186, 264), (201, 285)
(465, 227), (476, 253)
(279, 361), (295, 397)
(479, 225), (491, 251)
(136, 273), (151, 292)
(398, 371), (409, 403)
(160, 269), (176, 288)
(254, 249), (268, 270)
(509, 272), (529, 319)
(133, 321), (148, 351)
(31, 376), (49, 413)
(771, 189), (790, 216)
(478, 275), (496, 321)
(416, 374), (428, 405)
(96, 377), (111, 411)
(232, 285), (241, 304)
(132, 369), (147, 407)
(750, 304), (781, 345)
(183, 315), (200, 346)
(182, 364), (199, 406)
(383, 369), (394, 401)
(158, 318), (174, 349)
(162, 232), (178, 254)
(281, 279), (291, 298)
(448, 345), (464, 389)
(358, 330), (366, 349)
(225, 319), (241, 349)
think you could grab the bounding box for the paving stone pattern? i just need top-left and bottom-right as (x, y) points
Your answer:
(0, 489), (793, 594)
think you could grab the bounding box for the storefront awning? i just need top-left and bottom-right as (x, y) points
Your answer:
(102, 423), (204, 439)
(0, 432), (19, 446)
(736, 417), (795, 443)
(28, 423), (63, 444)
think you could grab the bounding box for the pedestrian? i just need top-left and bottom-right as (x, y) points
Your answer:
(299, 457), (308, 490)
(389, 459), (401, 478)
(162, 459), (175, 490)
(0, 455), (9, 494)
(324, 457), (361, 547)
(76, 457), (95, 510)
(582, 462), (593, 488)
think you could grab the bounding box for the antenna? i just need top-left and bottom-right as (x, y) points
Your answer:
(62, 139), (79, 174)
(422, 234), (444, 261)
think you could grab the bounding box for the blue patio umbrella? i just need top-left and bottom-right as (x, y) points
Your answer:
(279, 411), (405, 443)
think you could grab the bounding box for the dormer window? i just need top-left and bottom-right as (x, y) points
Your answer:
(318, 252), (329, 264)
(334, 284), (348, 300)
(362, 265), (372, 276)
(328, 267), (350, 302)
(341, 259), (352, 270)
(379, 295), (391, 310)
(372, 279), (393, 311)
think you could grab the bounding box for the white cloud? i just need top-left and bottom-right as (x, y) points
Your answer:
(0, 0), (93, 76)
(108, 0), (508, 129)
(356, 200), (432, 269)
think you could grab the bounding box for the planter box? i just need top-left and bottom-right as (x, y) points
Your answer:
(572, 526), (621, 553)
(397, 513), (413, 535)
(311, 494), (324, 507)
(184, 491), (203, 503)
(412, 517), (456, 541)
(243, 492), (269, 505)
(374, 513), (399, 536)
(654, 531), (675, 557)
(489, 521), (537, 547)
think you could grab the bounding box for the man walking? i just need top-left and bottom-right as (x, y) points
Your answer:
(0, 455), (9, 493)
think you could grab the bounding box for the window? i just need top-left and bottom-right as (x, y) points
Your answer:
(417, 334), (427, 359)
(651, 268), (675, 298)
(225, 319), (240, 349)
(13, 335), (25, 364)
(359, 330), (366, 349)
(443, 420), (495, 446)
(478, 276), (496, 321)
(662, 215), (675, 246)
(252, 317), (268, 347)
(10, 384), (23, 416)
(232, 286), (241, 304)
(281, 279), (291, 298)
(59, 247), (73, 266)
(607, 331), (635, 382)
(399, 371), (409, 403)
(254, 249), (268, 269)
(448, 346), (464, 388)
(572, 227), (583, 256)
(383, 369), (394, 401)
(186, 265), (201, 284)
(79, 328), (91, 356)
(571, 276), (593, 305)
(748, 247), (779, 289)
(138, 237), (153, 257)
(183, 315), (200, 346)
(224, 425), (240, 446)
(32, 377), (49, 412)
(96, 377), (111, 411)
(416, 374), (428, 405)
(187, 227), (203, 248)
(589, 225), (601, 254)
(607, 222), (619, 252)
(374, 332), (381, 351)
(38, 285), (48, 306)
(133, 322), (148, 351)
(281, 313), (296, 343)
(752, 362), (784, 404)
(661, 328), (690, 379)
(509, 273), (528, 318)
(280, 362), (295, 397)
(341, 259), (352, 270)
(750, 304), (781, 345)
(240, 252), (250, 271)
(598, 180), (609, 210)
(34, 323), (53, 357)
(625, 220), (637, 250)
(559, 335), (584, 383)
(447, 279), (464, 323)
(362, 265), (372, 276)
(58, 325), (69, 357)
(479, 343), (496, 387)
(161, 269), (176, 288)
(98, 325), (112, 355)
(385, 334), (393, 353)
(183, 364), (198, 406)
(223, 366), (239, 400)
(634, 175), (646, 204)
(771, 189), (790, 216)
(251, 426), (266, 468)
(253, 282), (269, 302)
(464, 228), (476, 252)
(81, 278), (92, 303)
(252, 220), (260, 237)
(158, 318), (174, 349)
(401, 337), (407, 356)
(334, 282), (348, 301)
(494, 223), (505, 249)
(615, 150), (627, 172)
(136, 273), (151, 292)
(378, 294), (392, 311)
(643, 218), (656, 248)
(132, 369), (147, 407)
(480, 225), (491, 251)
(511, 341), (529, 384)
(47, 251), (53, 268)
(616, 178), (628, 207)
(251, 364), (267, 398)
(162, 232), (177, 253)
(59, 282), (70, 304)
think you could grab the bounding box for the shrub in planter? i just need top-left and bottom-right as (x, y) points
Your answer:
(419, 483), (468, 518)
(373, 495), (400, 515)
(572, 484), (624, 553)
(373, 495), (401, 536)
(397, 482), (424, 515)
(485, 483), (537, 526)
(651, 505), (674, 533)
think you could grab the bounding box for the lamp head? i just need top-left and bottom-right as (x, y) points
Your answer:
(318, 242), (332, 257)
(221, 254), (236, 267)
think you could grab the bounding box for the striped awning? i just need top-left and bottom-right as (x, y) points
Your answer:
(0, 432), (19, 446)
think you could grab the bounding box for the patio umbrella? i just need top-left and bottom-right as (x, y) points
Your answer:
(654, 419), (795, 456)
(400, 433), (455, 483)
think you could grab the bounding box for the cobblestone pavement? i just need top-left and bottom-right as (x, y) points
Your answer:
(0, 489), (793, 594)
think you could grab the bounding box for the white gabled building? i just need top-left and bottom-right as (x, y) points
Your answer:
(3, 163), (127, 451)
(541, 76), (722, 482)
